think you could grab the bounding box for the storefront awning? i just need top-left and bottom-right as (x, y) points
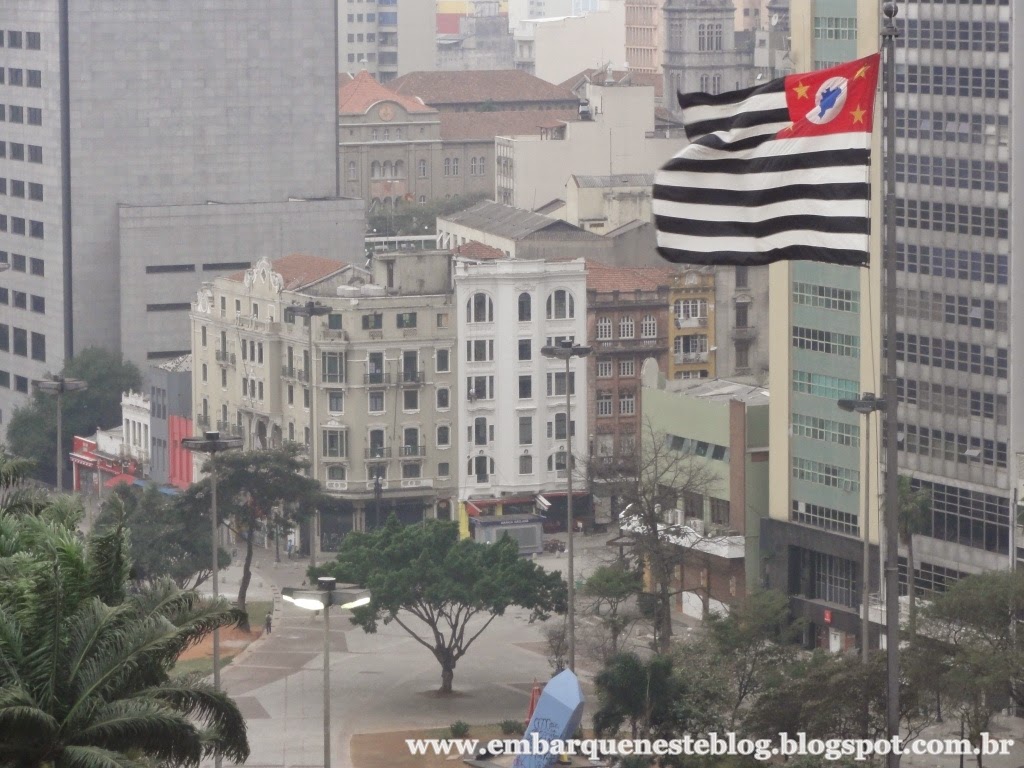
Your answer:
(105, 473), (136, 489)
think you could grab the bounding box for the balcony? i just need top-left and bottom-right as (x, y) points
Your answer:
(365, 447), (392, 460)
(400, 368), (424, 386)
(401, 477), (434, 488)
(196, 414), (210, 427)
(215, 348), (236, 366)
(325, 479), (348, 491)
(399, 444), (426, 457)
(236, 316), (280, 334)
(365, 479), (390, 491)
(675, 316), (707, 330)
(364, 371), (391, 386)
(675, 351), (709, 365)
(731, 326), (758, 341)
(280, 366), (308, 382)
(216, 421), (243, 438)
(321, 328), (348, 342)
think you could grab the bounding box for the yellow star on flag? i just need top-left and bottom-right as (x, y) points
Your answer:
(854, 65), (870, 80)
(793, 82), (810, 99)
(850, 104), (866, 124)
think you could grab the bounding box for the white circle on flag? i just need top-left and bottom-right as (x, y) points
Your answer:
(805, 76), (848, 125)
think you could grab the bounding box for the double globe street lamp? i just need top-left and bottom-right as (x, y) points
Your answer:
(282, 577), (370, 768)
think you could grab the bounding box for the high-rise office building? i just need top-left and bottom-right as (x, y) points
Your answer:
(0, 2), (362, 432)
(339, 0), (435, 82)
(766, 0), (1018, 654)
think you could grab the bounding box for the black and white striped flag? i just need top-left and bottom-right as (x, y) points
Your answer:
(654, 54), (880, 268)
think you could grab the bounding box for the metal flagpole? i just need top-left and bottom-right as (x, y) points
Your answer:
(881, 3), (902, 765)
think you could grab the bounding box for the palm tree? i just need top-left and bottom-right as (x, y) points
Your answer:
(897, 477), (931, 638)
(0, 506), (250, 768)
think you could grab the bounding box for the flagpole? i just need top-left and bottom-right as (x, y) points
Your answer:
(881, 3), (901, 765)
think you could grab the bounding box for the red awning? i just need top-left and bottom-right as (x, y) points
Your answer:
(105, 473), (135, 489)
(69, 453), (96, 468)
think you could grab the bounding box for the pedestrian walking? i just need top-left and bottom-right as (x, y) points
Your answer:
(264, 613), (272, 634)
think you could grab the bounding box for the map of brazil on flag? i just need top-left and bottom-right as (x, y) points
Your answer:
(654, 54), (881, 268)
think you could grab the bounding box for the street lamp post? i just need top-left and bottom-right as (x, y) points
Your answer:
(282, 578), (370, 768)
(291, 300), (332, 566)
(33, 375), (88, 491)
(373, 473), (383, 529)
(541, 339), (592, 673)
(838, 392), (886, 663)
(181, 430), (242, 768)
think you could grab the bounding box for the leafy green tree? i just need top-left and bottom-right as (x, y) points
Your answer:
(178, 445), (320, 628)
(6, 348), (142, 487)
(704, 589), (801, 728)
(95, 484), (229, 589)
(314, 517), (566, 693)
(367, 192), (487, 239)
(0, 499), (249, 767)
(579, 563), (644, 661)
(897, 477), (932, 638)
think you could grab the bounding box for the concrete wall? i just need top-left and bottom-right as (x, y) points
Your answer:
(118, 198), (365, 367)
(67, 0), (339, 354)
(533, 2), (627, 84)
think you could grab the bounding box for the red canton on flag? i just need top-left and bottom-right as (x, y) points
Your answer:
(654, 54), (880, 267)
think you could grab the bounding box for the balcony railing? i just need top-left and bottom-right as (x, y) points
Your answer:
(399, 444), (426, 457)
(236, 317), (280, 334)
(675, 351), (709, 364)
(215, 348), (236, 365)
(321, 328), (348, 342)
(731, 326), (758, 341)
(365, 479), (390, 491)
(365, 447), (392, 460)
(280, 366), (308, 382)
(675, 316), (708, 329)
(400, 368), (425, 385)
(325, 479), (348, 491)
(401, 477), (433, 488)
(196, 414), (210, 427)
(364, 371), (391, 385)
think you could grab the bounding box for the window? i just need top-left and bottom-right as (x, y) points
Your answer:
(546, 372), (575, 396)
(13, 291), (26, 309)
(322, 352), (345, 383)
(473, 417), (489, 446)
(322, 429), (348, 458)
(467, 293), (493, 323)
(438, 462), (451, 478)
(597, 359), (612, 378)
(469, 455), (493, 483)
(519, 455), (533, 475)
(418, 159), (427, 178)
(436, 349), (450, 372)
(347, 160), (357, 180)
(619, 392), (635, 415)
(519, 416), (533, 445)
(369, 390), (385, 413)
(735, 303), (749, 328)
(221, 369), (227, 388)
(736, 343), (750, 369)
(27, 108), (40, 127)
(641, 315), (657, 338)
(362, 313), (383, 330)
(28, 145), (41, 163)
(735, 265), (749, 288)
(29, 295), (43, 314)
(618, 316), (635, 339)
(30, 332), (44, 362)
(397, 312), (417, 329)
(26, 32), (41, 50)
(546, 289), (574, 319)
(596, 317), (613, 340)
(11, 253), (25, 272)
(403, 389), (419, 411)
(451, 157), (459, 176)
(328, 390), (344, 413)
(597, 392), (613, 416)
(518, 375), (532, 399)
(30, 256), (46, 276)
(437, 312), (449, 328)
(466, 339), (494, 363)
(619, 359), (635, 377)
(27, 70), (41, 88)
(518, 292), (532, 321)
(518, 339), (531, 360)
(8, 68), (22, 86)
(437, 424), (450, 447)
(13, 328), (27, 357)
(467, 375), (494, 400)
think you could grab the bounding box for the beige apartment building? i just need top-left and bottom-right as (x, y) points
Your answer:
(190, 253), (458, 558)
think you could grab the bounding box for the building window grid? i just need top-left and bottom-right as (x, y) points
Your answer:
(792, 282), (859, 313)
(792, 499), (860, 537)
(895, 243), (1007, 286)
(791, 412), (860, 448)
(894, 332), (1007, 378)
(898, 422), (1007, 469)
(813, 16), (858, 40)
(898, 557), (967, 598)
(910, 477), (1009, 555)
(792, 326), (859, 358)
(810, 551), (858, 609)
(792, 371), (859, 401)
(792, 456), (860, 493)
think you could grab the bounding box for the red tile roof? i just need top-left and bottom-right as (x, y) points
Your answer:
(388, 69), (579, 107)
(338, 70), (437, 116)
(453, 241), (507, 261)
(227, 254), (350, 290)
(582, 259), (676, 293)
(439, 108), (577, 141)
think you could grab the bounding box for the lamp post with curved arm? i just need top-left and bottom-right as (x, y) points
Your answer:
(33, 375), (88, 491)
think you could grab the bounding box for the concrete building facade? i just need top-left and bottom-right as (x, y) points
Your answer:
(0, 1), (350, 431)
(663, 0), (753, 104)
(146, 354), (193, 490)
(668, 268), (717, 381)
(339, 0), (435, 83)
(513, 2), (628, 83)
(437, 0), (515, 71)
(626, 0), (665, 74)
(453, 256), (590, 532)
(190, 253), (458, 557)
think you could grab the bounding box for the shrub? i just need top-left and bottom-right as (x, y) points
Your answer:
(499, 719), (525, 735)
(449, 721), (471, 738)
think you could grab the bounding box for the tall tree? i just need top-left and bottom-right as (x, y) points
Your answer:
(6, 348), (142, 486)
(0, 500), (249, 767)
(897, 477), (931, 638)
(578, 563), (644, 662)
(178, 445), (320, 628)
(704, 589), (802, 728)
(589, 420), (718, 652)
(95, 484), (229, 589)
(314, 518), (566, 693)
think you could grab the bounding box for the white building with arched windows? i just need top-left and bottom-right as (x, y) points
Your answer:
(453, 255), (590, 533)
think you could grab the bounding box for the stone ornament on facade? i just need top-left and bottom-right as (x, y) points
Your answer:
(194, 288), (215, 316)
(243, 257), (285, 293)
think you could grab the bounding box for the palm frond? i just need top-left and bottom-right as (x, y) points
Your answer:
(56, 744), (152, 768)
(68, 698), (202, 767)
(146, 676), (250, 764)
(0, 684), (60, 743)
